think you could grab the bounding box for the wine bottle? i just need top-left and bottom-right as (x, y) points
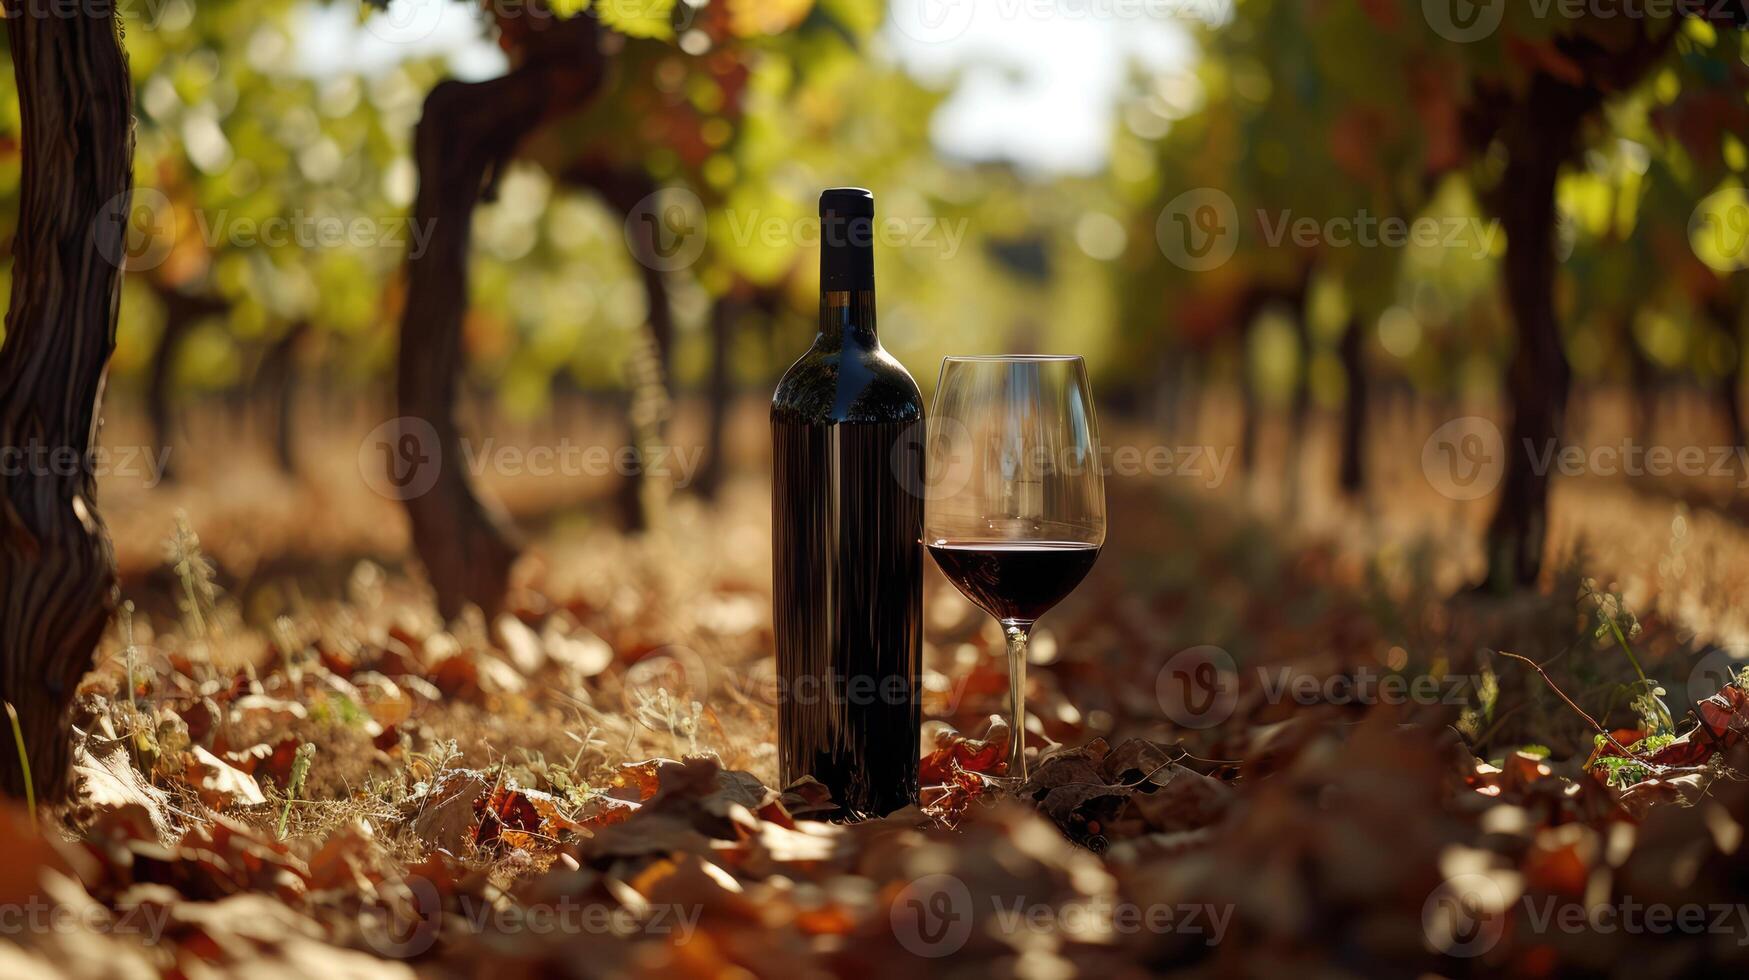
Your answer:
(772, 188), (924, 817)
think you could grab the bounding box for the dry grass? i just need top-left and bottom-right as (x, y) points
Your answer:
(6, 393), (1745, 976)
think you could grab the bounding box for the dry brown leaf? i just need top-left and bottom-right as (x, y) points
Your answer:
(75, 738), (176, 843)
(188, 746), (267, 808)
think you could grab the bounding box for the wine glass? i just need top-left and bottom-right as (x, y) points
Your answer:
(924, 355), (1105, 782)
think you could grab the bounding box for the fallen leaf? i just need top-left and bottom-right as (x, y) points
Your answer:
(188, 746), (267, 808)
(75, 739), (175, 844)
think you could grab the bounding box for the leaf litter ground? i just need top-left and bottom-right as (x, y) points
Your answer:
(8, 465), (1749, 978)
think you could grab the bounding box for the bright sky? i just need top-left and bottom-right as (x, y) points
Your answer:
(293, 2), (508, 82)
(293, 0), (1202, 175)
(883, 0), (1199, 174)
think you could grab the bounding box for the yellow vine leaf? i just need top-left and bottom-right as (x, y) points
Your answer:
(727, 0), (814, 37)
(595, 0), (678, 39)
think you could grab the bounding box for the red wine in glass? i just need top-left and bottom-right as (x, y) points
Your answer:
(926, 540), (1100, 624)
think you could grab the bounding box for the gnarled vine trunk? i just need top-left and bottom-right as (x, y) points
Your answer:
(1467, 26), (1682, 592)
(566, 164), (675, 378)
(698, 280), (784, 499)
(1234, 287), (1268, 477)
(695, 290), (740, 500)
(1234, 265), (1311, 483)
(1482, 84), (1583, 591)
(559, 162), (675, 531)
(257, 320), (309, 474)
(146, 286), (228, 483)
(1624, 318), (1660, 441)
(0, 5), (134, 800)
(395, 15), (606, 619)
(1705, 293), (1745, 454)
(1337, 313), (1367, 498)
(1284, 288), (1313, 516)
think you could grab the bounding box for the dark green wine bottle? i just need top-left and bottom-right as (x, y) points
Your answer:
(771, 188), (924, 817)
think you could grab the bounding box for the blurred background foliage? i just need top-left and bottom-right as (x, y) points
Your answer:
(0, 0), (1744, 419)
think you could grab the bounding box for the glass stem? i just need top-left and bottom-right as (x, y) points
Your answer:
(1003, 620), (1033, 781)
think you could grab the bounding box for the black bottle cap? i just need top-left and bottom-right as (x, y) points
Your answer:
(820, 187), (875, 291)
(820, 187), (875, 218)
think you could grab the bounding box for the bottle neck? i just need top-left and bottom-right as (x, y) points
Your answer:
(817, 289), (877, 350)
